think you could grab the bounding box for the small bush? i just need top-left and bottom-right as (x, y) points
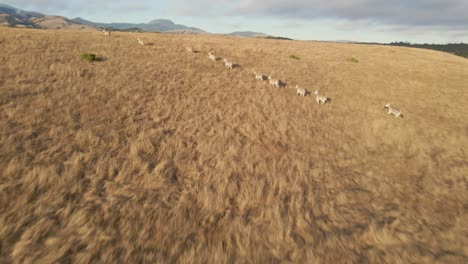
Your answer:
(289, 55), (300, 60)
(80, 53), (97, 62)
(347, 57), (359, 63)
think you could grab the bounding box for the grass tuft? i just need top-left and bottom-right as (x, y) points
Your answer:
(80, 53), (98, 62)
(289, 55), (300, 60)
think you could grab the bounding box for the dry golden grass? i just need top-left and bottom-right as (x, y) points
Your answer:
(0, 27), (467, 263)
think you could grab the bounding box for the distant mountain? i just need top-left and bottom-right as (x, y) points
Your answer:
(226, 31), (295, 40)
(227, 31), (269, 38)
(0, 3), (205, 33)
(71, 17), (206, 34)
(0, 3), (93, 30)
(166, 29), (209, 35)
(264, 36), (293, 41)
(386, 42), (468, 59)
(1, 3), (284, 38)
(0, 3), (43, 28)
(0, 3), (43, 19)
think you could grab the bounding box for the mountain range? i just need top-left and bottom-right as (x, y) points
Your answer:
(0, 3), (95, 30)
(70, 17), (206, 34)
(0, 3), (271, 38)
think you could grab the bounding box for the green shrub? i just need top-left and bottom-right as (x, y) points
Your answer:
(80, 53), (97, 62)
(289, 55), (300, 60)
(347, 57), (359, 63)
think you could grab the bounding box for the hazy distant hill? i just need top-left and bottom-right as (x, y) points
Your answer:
(227, 31), (269, 38)
(71, 17), (206, 34)
(387, 42), (468, 59)
(264, 36), (293, 41)
(0, 3), (93, 30)
(0, 3), (43, 28)
(2, 3), (287, 38)
(0, 3), (205, 33)
(226, 31), (295, 40)
(0, 3), (43, 19)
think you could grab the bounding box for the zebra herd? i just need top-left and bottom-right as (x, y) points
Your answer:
(187, 46), (403, 118)
(198, 48), (334, 106)
(100, 29), (403, 118)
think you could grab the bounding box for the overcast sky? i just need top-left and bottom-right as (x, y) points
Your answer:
(4, 0), (468, 43)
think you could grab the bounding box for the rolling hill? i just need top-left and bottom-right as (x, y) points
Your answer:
(0, 27), (467, 263)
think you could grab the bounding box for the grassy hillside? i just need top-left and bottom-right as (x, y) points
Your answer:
(0, 27), (467, 263)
